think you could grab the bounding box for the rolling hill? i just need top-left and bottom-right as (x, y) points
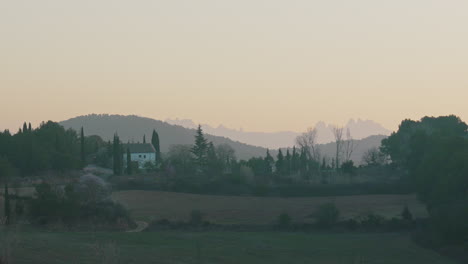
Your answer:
(60, 114), (386, 163)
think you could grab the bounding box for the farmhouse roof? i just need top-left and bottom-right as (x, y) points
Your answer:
(124, 143), (156, 154)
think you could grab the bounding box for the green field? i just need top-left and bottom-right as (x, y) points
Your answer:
(2, 230), (455, 264)
(112, 191), (427, 224)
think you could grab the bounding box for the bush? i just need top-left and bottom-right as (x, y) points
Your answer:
(189, 210), (204, 226)
(314, 203), (340, 228)
(277, 213), (292, 228)
(401, 205), (413, 221)
(358, 212), (385, 230)
(28, 177), (134, 230)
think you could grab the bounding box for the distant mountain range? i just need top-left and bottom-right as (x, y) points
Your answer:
(165, 118), (391, 149)
(60, 114), (387, 164)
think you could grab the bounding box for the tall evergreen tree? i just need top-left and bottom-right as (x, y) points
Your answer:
(126, 147), (132, 175)
(264, 149), (274, 175)
(22, 122), (27, 133)
(285, 149), (291, 175)
(28, 122), (32, 132)
(276, 149), (284, 175)
(113, 134), (122, 175)
(143, 135), (146, 144)
(80, 127), (85, 167)
(151, 130), (161, 163)
(291, 146), (300, 173)
(191, 125), (209, 173)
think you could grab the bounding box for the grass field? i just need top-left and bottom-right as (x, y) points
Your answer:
(1, 189), (427, 225)
(1, 229), (455, 264)
(112, 191), (427, 224)
(0, 190), (449, 264)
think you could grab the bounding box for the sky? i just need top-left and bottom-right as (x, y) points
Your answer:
(1, 0), (467, 133)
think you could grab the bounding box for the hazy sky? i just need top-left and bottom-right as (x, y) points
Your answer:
(1, 0), (467, 133)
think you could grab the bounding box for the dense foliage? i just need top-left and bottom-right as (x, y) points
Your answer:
(0, 121), (105, 175)
(28, 175), (134, 229)
(382, 115), (468, 244)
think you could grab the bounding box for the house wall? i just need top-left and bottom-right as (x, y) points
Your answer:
(124, 152), (156, 168)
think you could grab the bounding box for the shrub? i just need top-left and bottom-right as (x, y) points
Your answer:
(277, 213), (292, 228)
(315, 203), (340, 228)
(358, 212), (385, 230)
(189, 210), (204, 226)
(401, 205), (413, 221)
(28, 176), (134, 230)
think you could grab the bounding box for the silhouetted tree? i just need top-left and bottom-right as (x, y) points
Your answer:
(126, 148), (132, 175)
(276, 149), (284, 175)
(382, 115), (468, 243)
(22, 122), (28, 134)
(206, 142), (221, 176)
(291, 146), (300, 173)
(264, 149), (274, 176)
(284, 149), (291, 175)
(143, 135), (146, 144)
(191, 125), (208, 174)
(341, 160), (356, 176)
(113, 134), (122, 175)
(151, 129), (161, 163)
(331, 126), (344, 170)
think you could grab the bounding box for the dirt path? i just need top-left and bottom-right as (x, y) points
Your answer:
(127, 221), (148, 233)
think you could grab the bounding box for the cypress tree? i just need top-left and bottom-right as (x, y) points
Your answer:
(264, 149), (274, 176)
(276, 149), (284, 175)
(291, 146), (299, 173)
(113, 134), (122, 175)
(151, 130), (161, 163)
(285, 149), (291, 175)
(28, 122), (32, 132)
(191, 125), (208, 173)
(126, 148), (132, 175)
(143, 135), (146, 144)
(119, 144), (124, 175)
(22, 122), (28, 133)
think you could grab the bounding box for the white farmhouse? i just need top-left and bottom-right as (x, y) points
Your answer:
(123, 143), (156, 168)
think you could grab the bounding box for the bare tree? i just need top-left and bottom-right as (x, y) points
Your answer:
(343, 128), (357, 162)
(362, 147), (388, 166)
(331, 126), (344, 169)
(296, 127), (320, 162)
